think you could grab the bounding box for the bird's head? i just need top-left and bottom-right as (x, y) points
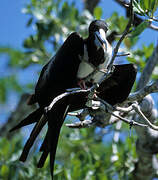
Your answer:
(88, 20), (109, 50)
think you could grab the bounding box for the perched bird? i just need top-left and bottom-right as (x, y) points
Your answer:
(10, 20), (113, 179)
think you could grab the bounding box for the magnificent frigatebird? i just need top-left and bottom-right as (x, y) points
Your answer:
(10, 20), (116, 178)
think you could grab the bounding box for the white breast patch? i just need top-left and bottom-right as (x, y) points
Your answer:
(77, 41), (112, 83)
(77, 45), (94, 79)
(77, 61), (94, 79)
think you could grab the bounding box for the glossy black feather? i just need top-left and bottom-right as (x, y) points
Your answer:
(19, 115), (47, 162)
(47, 103), (69, 178)
(97, 64), (137, 105)
(9, 108), (43, 132)
(35, 32), (84, 107)
(10, 64), (137, 175)
(9, 21), (137, 180)
(37, 64), (137, 173)
(66, 64), (137, 111)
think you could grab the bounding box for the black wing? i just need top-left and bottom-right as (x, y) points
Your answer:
(97, 64), (137, 105)
(10, 32), (84, 180)
(67, 64), (137, 111)
(10, 63), (136, 180)
(35, 32), (84, 107)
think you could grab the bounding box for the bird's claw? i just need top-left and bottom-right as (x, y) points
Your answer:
(77, 79), (87, 89)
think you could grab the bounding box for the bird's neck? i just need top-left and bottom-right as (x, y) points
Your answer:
(85, 35), (104, 67)
(86, 35), (96, 51)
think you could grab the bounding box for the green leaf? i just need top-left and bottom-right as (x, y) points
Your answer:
(131, 21), (149, 37)
(143, 43), (154, 59)
(144, 0), (150, 10)
(94, 7), (102, 19)
(26, 17), (33, 27)
(133, 0), (146, 15)
(31, 0), (37, 7)
(152, 74), (158, 80)
(0, 47), (25, 67)
(151, 0), (158, 15)
(1, 165), (9, 177)
(0, 79), (6, 102)
(0, 75), (22, 103)
(139, 0), (158, 16)
(127, 57), (138, 64)
(8, 76), (22, 92)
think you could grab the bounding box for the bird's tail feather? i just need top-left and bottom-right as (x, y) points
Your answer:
(37, 148), (49, 168)
(19, 115), (47, 162)
(37, 131), (49, 168)
(48, 104), (69, 179)
(9, 108), (43, 132)
(49, 126), (61, 180)
(40, 131), (48, 152)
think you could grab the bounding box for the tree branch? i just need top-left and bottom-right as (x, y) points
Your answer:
(133, 96), (158, 180)
(136, 43), (158, 90)
(83, 0), (100, 14)
(126, 80), (158, 103)
(0, 93), (36, 139)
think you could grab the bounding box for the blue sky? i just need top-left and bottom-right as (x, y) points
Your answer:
(0, 0), (33, 48)
(0, 0), (158, 123)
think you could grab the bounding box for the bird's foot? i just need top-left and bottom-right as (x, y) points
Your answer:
(77, 79), (87, 89)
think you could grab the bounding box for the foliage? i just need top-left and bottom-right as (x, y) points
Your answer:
(0, 124), (137, 179)
(0, 0), (158, 179)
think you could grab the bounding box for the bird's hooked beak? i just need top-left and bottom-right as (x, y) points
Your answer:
(94, 30), (108, 50)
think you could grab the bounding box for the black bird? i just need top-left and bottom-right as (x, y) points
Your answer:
(10, 20), (113, 178)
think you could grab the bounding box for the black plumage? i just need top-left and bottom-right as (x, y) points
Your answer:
(97, 64), (137, 105)
(10, 20), (137, 179)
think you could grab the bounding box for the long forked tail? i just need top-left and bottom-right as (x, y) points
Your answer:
(10, 90), (74, 179)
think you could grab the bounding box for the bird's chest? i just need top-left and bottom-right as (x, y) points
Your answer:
(77, 45), (110, 83)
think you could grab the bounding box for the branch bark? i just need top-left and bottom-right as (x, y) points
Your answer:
(132, 41), (158, 179)
(136, 43), (158, 90)
(133, 96), (158, 180)
(83, 0), (100, 14)
(0, 93), (36, 139)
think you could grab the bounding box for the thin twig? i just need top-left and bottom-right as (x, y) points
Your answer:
(96, 97), (148, 128)
(126, 80), (158, 103)
(115, 105), (133, 112)
(108, 0), (134, 69)
(68, 108), (89, 121)
(149, 17), (158, 22)
(81, 1), (134, 87)
(116, 53), (130, 57)
(110, 111), (148, 128)
(66, 119), (96, 128)
(132, 103), (158, 130)
(114, 0), (158, 31)
(45, 89), (89, 113)
(96, 97), (115, 111)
